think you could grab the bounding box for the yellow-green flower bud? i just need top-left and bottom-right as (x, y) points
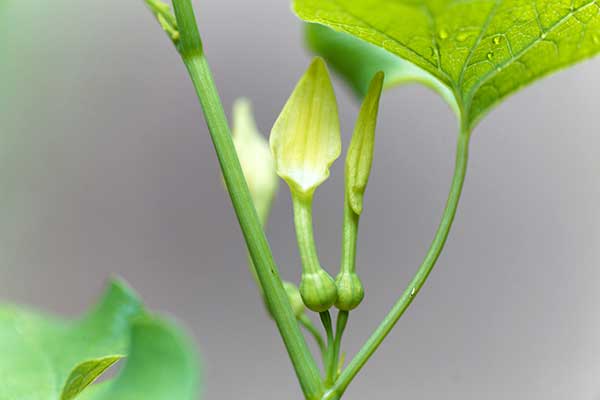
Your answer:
(270, 57), (341, 313)
(283, 281), (305, 318)
(345, 71), (384, 215)
(300, 269), (338, 313)
(232, 98), (279, 225)
(334, 272), (365, 311)
(270, 57), (341, 199)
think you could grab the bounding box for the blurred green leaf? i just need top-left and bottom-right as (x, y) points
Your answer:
(295, 0), (600, 128)
(77, 316), (200, 400)
(305, 24), (459, 117)
(0, 280), (201, 400)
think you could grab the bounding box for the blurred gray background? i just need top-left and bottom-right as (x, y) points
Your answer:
(1, 1), (599, 399)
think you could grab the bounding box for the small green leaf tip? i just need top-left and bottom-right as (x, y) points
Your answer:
(346, 71), (384, 215)
(145, 0), (180, 44)
(232, 98), (279, 225)
(270, 57), (341, 199)
(283, 281), (306, 318)
(300, 269), (338, 312)
(335, 272), (364, 311)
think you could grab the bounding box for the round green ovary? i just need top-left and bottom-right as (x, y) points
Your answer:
(335, 272), (364, 311)
(299, 270), (338, 312)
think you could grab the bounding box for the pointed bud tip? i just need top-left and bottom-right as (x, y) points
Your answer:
(346, 71), (385, 215)
(270, 57), (341, 198)
(231, 98), (278, 224)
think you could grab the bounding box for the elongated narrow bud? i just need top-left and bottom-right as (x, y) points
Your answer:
(145, 0), (180, 44)
(270, 57), (341, 199)
(336, 72), (384, 311)
(345, 71), (384, 215)
(232, 98), (278, 225)
(271, 58), (340, 312)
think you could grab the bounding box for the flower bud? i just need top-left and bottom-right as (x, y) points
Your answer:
(300, 269), (338, 312)
(270, 57), (341, 199)
(283, 281), (305, 318)
(145, 0), (180, 44)
(334, 272), (365, 311)
(346, 71), (384, 215)
(232, 98), (279, 225)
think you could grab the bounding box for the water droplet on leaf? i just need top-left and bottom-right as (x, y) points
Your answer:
(438, 28), (449, 40)
(487, 51), (494, 60)
(492, 36), (502, 45)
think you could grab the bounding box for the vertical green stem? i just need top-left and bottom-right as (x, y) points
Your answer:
(325, 129), (471, 399)
(319, 311), (335, 378)
(340, 196), (359, 274)
(292, 195), (321, 274)
(328, 310), (348, 385)
(169, 1), (323, 397)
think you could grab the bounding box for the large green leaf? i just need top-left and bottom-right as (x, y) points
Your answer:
(0, 280), (200, 400)
(294, 0), (600, 129)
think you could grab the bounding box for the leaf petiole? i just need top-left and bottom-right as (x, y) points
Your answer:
(324, 127), (471, 399)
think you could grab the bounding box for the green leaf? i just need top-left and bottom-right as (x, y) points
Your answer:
(295, 0), (600, 128)
(0, 280), (200, 400)
(77, 316), (200, 400)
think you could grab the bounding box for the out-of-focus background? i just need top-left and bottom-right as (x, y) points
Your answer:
(1, 1), (599, 399)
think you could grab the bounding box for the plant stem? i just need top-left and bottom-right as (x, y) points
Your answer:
(299, 314), (327, 356)
(324, 128), (471, 399)
(319, 311), (335, 378)
(328, 310), (348, 385)
(340, 196), (359, 274)
(292, 195), (321, 274)
(169, 1), (323, 397)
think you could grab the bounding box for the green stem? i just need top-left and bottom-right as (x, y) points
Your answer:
(319, 311), (335, 378)
(325, 129), (471, 399)
(328, 310), (348, 385)
(292, 195), (321, 274)
(340, 196), (359, 274)
(169, 1), (322, 397)
(299, 314), (327, 357)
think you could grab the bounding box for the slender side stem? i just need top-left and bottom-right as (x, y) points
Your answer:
(300, 314), (327, 356)
(325, 129), (471, 399)
(319, 311), (335, 377)
(328, 310), (348, 385)
(169, 2), (322, 397)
